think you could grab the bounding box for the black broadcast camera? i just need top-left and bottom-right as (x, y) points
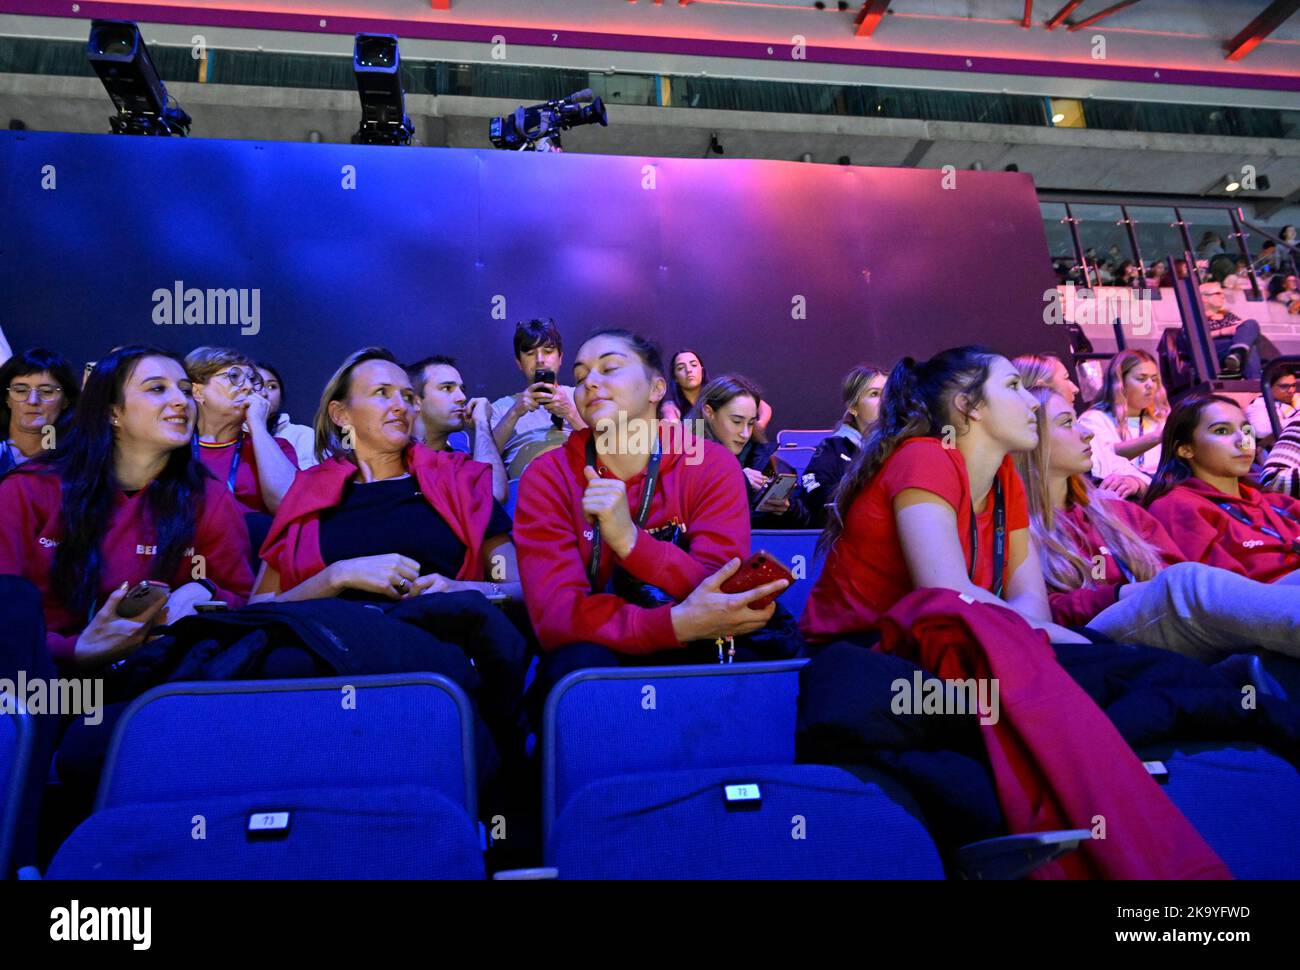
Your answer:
(489, 90), (608, 152)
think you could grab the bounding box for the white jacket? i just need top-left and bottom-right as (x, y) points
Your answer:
(1077, 407), (1163, 484)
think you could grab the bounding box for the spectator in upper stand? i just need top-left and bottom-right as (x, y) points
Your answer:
(186, 347), (298, 514)
(1014, 385), (1300, 661)
(1254, 241), (1281, 276)
(491, 319), (586, 480)
(255, 347), (519, 606)
(1198, 269), (1264, 379)
(0, 348), (79, 475)
(1145, 393), (1300, 585)
(1146, 259), (1169, 287)
(1077, 349), (1168, 499)
(1196, 231), (1226, 259)
(793, 363), (886, 529)
(1280, 225), (1298, 255)
(255, 361), (317, 470)
(406, 354), (508, 503)
(513, 329), (792, 710)
(0, 346), (252, 669)
(1115, 260), (1141, 287)
(690, 374), (805, 526)
(1220, 257), (1252, 293)
(1244, 368), (1298, 447)
(1013, 353), (1080, 409)
(662, 349), (774, 436)
(1269, 273), (1300, 311)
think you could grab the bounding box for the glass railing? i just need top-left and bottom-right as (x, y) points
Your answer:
(1, 36), (1296, 139)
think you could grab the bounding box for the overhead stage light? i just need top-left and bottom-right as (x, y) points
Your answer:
(85, 20), (191, 136)
(351, 33), (415, 146)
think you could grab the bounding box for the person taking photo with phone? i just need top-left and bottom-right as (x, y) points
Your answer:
(490, 318), (587, 480)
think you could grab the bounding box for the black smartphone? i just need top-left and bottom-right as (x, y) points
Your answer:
(533, 368), (557, 386)
(753, 473), (797, 509)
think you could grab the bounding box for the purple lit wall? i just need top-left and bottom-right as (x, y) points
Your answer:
(0, 131), (1063, 430)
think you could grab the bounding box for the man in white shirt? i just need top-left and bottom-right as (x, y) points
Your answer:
(490, 319), (586, 479)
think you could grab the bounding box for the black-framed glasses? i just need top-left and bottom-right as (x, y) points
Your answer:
(7, 383), (63, 403)
(214, 367), (264, 392)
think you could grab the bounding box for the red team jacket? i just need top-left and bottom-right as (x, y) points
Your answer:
(1047, 497), (1186, 628)
(512, 427), (750, 653)
(0, 468), (254, 662)
(879, 588), (1231, 880)
(196, 433), (299, 514)
(260, 443), (497, 590)
(1147, 479), (1300, 584)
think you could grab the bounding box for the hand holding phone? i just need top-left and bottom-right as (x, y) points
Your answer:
(116, 580), (171, 619)
(719, 551), (794, 610)
(753, 473), (797, 512)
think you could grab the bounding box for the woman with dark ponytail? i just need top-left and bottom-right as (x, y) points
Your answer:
(802, 347), (1088, 645)
(0, 345), (254, 667)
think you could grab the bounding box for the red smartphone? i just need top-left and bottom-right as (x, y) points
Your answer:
(116, 580), (170, 619)
(719, 551), (794, 610)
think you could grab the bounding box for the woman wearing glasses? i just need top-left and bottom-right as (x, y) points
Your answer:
(184, 347), (299, 514)
(0, 348), (79, 475)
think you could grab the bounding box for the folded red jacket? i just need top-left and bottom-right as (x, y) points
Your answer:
(877, 588), (1231, 880)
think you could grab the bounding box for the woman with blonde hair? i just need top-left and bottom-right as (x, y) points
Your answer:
(1076, 349), (1169, 498)
(1014, 383), (1300, 660)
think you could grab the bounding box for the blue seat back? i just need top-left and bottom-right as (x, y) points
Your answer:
(550, 764), (945, 879)
(505, 478), (520, 518)
(751, 529), (824, 621)
(777, 429), (832, 450)
(543, 661), (806, 841)
(1, 710), (33, 878)
(1139, 741), (1300, 879)
(98, 675), (476, 816)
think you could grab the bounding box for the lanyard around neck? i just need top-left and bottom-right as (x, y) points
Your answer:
(1214, 499), (1300, 556)
(969, 477), (1006, 598)
(192, 433), (242, 494)
(585, 434), (662, 590)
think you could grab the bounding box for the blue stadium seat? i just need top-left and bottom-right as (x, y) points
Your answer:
(1138, 741), (1300, 879)
(542, 662), (944, 879)
(751, 529), (824, 621)
(505, 478), (520, 518)
(1, 708), (34, 879)
(776, 430), (833, 476)
(777, 429), (832, 450)
(46, 675), (485, 879)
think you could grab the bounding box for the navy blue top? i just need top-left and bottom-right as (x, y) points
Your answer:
(318, 475), (511, 598)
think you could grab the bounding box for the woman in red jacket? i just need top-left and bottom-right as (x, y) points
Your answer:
(800, 346), (1088, 645)
(513, 329), (792, 706)
(1145, 393), (1300, 586)
(0, 345), (253, 669)
(255, 347), (519, 605)
(1015, 385), (1300, 660)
